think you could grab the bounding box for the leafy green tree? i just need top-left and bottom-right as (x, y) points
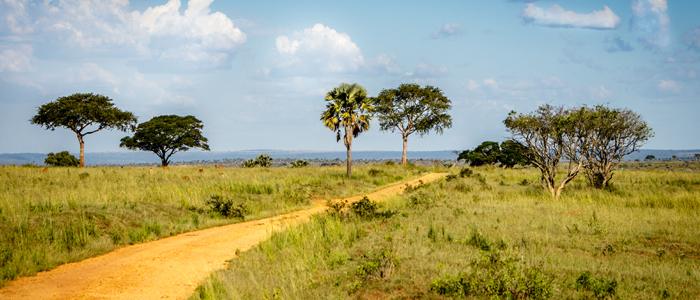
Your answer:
(30, 93), (137, 167)
(320, 83), (373, 177)
(504, 104), (593, 198)
(499, 140), (530, 168)
(645, 155), (655, 161)
(672, 155), (678, 161)
(44, 151), (79, 167)
(372, 84), (452, 164)
(457, 141), (501, 166)
(582, 105), (653, 188)
(119, 115), (209, 167)
(242, 158), (256, 168)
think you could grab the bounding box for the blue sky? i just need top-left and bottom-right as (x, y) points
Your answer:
(1, 0), (698, 155)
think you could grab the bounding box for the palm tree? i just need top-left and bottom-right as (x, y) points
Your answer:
(320, 83), (373, 177)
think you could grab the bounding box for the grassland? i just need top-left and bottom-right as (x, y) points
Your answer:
(0, 164), (426, 285)
(191, 161), (700, 299)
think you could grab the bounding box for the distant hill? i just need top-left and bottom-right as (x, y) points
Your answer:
(1, 149), (698, 166)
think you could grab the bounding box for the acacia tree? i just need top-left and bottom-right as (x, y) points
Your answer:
(504, 104), (593, 198)
(645, 155), (655, 161)
(119, 115), (209, 167)
(30, 93), (137, 167)
(583, 105), (653, 188)
(320, 83), (373, 177)
(372, 84), (452, 164)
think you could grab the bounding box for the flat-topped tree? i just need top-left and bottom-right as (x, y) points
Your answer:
(372, 84), (452, 165)
(321, 83), (373, 178)
(30, 93), (137, 167)
(120, 115), (210, 167)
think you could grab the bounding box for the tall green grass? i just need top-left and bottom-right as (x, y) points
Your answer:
(0, 164), (424, 285)
(192, 162), (700, 299)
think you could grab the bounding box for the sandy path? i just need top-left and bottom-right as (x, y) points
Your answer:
(0, 173), (445, 300)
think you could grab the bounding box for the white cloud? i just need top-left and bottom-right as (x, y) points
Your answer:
(272, 23), (402, 76)
(0, 0), (246, 71)
(657, 80), (681, 93)
(630, 0), (670, 49)
(521, 4), (621, 30)
(274, 23), (363, 74)
(0, 44), (35, 72)
(589, 85), (612, 99)
(66, 63), (120, 85)
(430, 22), (464, 39)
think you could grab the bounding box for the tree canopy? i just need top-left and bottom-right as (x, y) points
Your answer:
(119, 115), (209, 167)
(30, 93), (137, 167)
(44, 151), (79, 167)
(320, 83), (373, 177)
(583, 105), (653, 188)
(505, 104), (652, 196)
(504, 104), (592, 198)
(458, 140), (529, 168)
(372, 84), (452, 164)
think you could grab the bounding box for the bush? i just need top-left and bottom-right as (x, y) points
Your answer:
(576, 271), (618, 299)
(206, 196), (248, 220)
(242, 158), (256, 168)
(242, 154), (274, 168)
(459, 168), (473, 178)
(44, 151), (79, 167)
(291, 159), (309, 168)
(430, 252), (554, 299)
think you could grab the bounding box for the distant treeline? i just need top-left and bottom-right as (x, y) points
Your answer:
(1, 149), (698, 166)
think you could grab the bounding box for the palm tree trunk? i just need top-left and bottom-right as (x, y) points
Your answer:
(346, 125), (352, 178)
(77, 134), (85, 168)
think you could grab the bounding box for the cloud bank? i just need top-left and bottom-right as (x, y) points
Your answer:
(272, 23), (402, 76)
(521, 4), (621, 30)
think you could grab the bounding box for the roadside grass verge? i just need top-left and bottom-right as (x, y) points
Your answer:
(192, 162), (700, 299)
(0, 164), (426, 285)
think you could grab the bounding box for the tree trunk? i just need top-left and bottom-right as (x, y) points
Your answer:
(77, 134), (85, 168)
(402, 135), (408, 165)
(161, 157), (168, 167)
(345, 125), (352, 178)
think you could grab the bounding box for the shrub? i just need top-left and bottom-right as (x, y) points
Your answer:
(576, 271), (618, 299)
(430, 252), (554, 299)
(350, 196), (395, 219)
(242, 158), (256, 168)
(385, 160), (395, 166)
(290, 159), (309, 168)
(356, 249), (397, 281)
(459, 168), (473, 178)
(206, 196), (248, 220)
(242, 154), (274, 168)
(45, 151), (79, 167)
(443, 162), (456, 168)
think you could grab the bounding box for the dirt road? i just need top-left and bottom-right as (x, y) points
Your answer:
(0, 173), (445, 300)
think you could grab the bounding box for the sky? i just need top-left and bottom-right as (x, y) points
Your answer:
(0, 0), (699, 155)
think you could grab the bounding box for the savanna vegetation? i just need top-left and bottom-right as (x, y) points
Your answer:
(192, 162), (700, 299)
(0, 164), (425, 286)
